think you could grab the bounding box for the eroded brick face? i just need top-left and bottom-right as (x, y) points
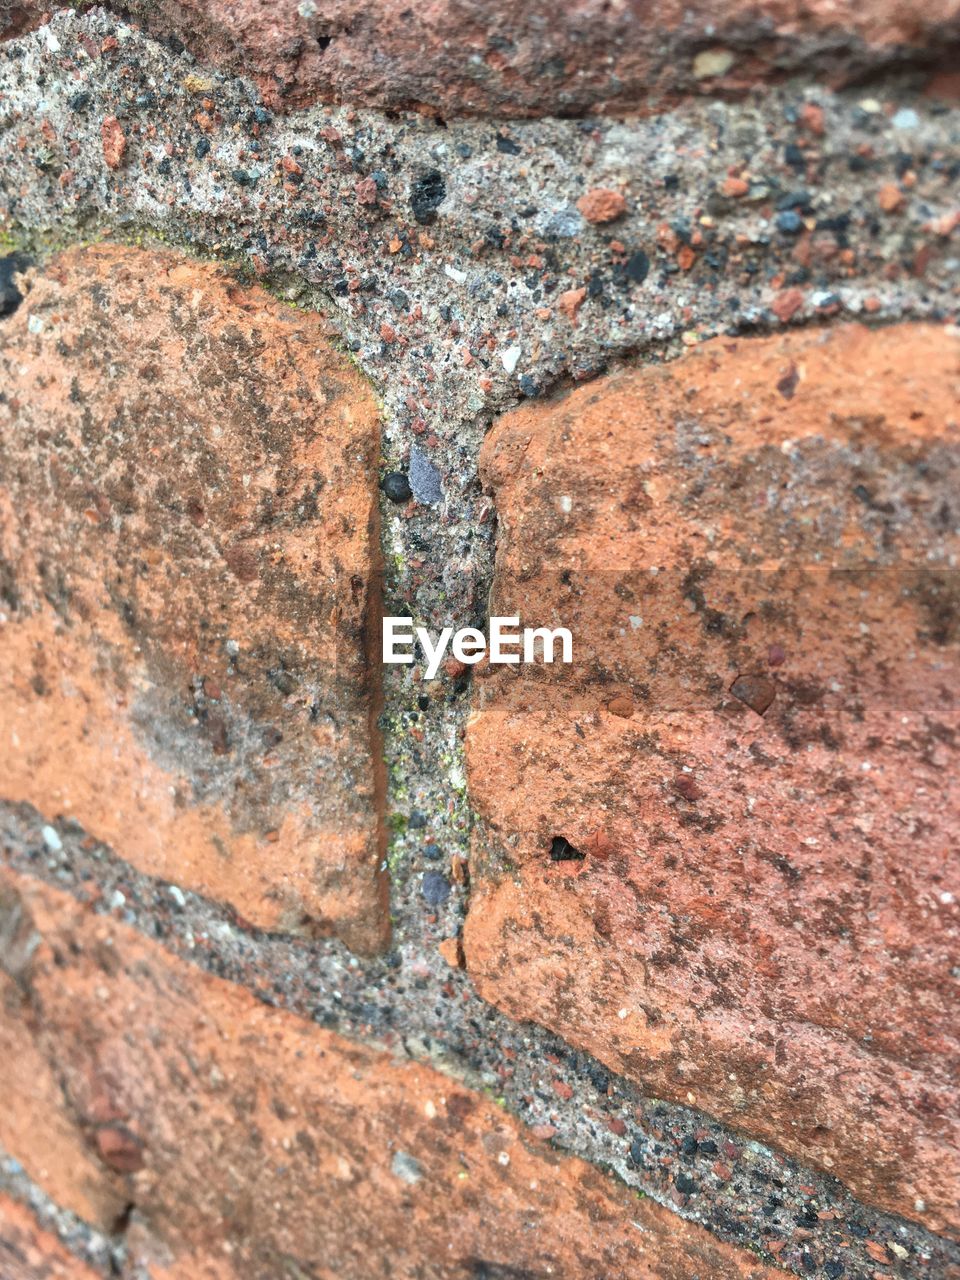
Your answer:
(0, 871), (781, 1280)
(0, 1194), (101, 1280)
(4, 0), (959, 113)
(0, 245), (387, 952)
(463, 323), (960, 1232)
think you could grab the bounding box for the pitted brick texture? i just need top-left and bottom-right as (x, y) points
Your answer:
(0, 244), (387, 952)
(3, 0), (959, 113)
(464, 322), (960, 1234)
(0, 870), (784, 1280)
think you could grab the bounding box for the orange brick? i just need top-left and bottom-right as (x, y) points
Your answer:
(0, 245), (387, 953)
(1, 871), (779, 1280)
(0, 1195), (101, 1279)
(0, 967), (125, 1229)
(464, 323), (960, 1232)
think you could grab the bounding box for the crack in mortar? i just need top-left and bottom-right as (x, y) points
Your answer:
(1, 10), (959, 1278)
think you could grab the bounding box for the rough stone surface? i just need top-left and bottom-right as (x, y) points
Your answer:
(3, 0), (959, 114)
(0, 869), (785, 1280)
(0, 10), (959, 1278)
(464, 322), (960, 1235)
(0, 244), (388, 951)
(7, 804), (959, 1280)
(0, 1194), (102, 1280)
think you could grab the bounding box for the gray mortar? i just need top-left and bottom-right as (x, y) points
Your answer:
(0, 9), (959, 1279)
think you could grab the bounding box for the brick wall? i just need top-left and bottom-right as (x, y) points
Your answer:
(0, 4), (958, 1279)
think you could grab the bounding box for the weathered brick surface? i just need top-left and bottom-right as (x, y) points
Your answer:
(0, 967), (125, 1230)
(0, 870), (783, 1280)
(4, 0), (959, 113)
(0, 245), (387, 952)
(464, 323), (960, 1232)
(0, 1195), (101, 1280)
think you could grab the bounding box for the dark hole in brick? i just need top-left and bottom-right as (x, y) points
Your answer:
(730, 673), (776, 716)
(0, 253), (31, 318)
(549, 836), (584, 862)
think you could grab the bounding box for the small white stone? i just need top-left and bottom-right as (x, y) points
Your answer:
(501, 345), (522, 374)
(41, 825), (62, 852)
(391, 1151), (423, 1184)
(892, 107), (919, 130)
(940, 892), (955, 906)
(28, 315), (44, 335)
(444, 264), (467, 285)
(693, 48), (734, 79)
(628, 615), (643, 630)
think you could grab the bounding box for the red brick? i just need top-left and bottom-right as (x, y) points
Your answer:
(4, 0), (959, 113)
(0, 245), (387, 952)
(464, 323), (960, 1232)
(1, 871), (781, 1280)
(0, 1195), (101, 1280)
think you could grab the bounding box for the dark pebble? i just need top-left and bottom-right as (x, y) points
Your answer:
(784, 142), (806, 172)
(232, 168), (256, 186)
(421, 871), (451, 907)
(586, 1065), (609, 1093)
(195, 138), (211, 159)
(776, 189), (812, 211)
(626, 249), (650, 284)
(496, 135), (521, 155)
(410, 169), (446, 224)
(381, 471), (412, 503)
(824, 1262), (844, 1279)
(422, 843), (442, 860)
(408, 810), (427, 829)
(680, 1135), (698, 1156)
(629, 1137), (644, 1165)
(776, 210), (804, 235)
(674, 1171), (698, 1194)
